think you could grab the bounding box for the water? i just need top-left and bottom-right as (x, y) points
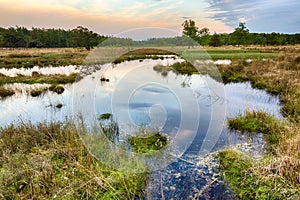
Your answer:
(0, 58), (282, 199)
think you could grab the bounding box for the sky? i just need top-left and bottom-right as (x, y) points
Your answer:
(0, 0), (299, 39)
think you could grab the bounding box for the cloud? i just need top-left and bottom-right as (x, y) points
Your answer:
(206, 0), (300, 33)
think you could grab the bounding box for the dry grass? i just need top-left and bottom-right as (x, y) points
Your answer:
(218, 45), (300, 198)
(0, 120), (146, 199)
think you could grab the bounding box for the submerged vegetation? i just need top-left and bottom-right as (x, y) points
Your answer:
(0, 120), (146, 199)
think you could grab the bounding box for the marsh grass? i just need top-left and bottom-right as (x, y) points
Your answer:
(30, 88), (46, 97)
(0, 120), (146, 199)
(112, 48), (175, 64)
(0, 86), (15, 98)
(49, 84), (65, 94)
(128, 129), (168, 155)
(228, 111), (289, 147)
(0, 73), (77, 85)
(0, 48), (88, 69)
(218, 45), (300, 199)
(218, 149), (300, 199)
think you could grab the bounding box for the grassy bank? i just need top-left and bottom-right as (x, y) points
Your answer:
(218, 45), (300, 199)
(0, 48), (88, 69)
(0, 73), (77, 85)
(0, 120), (146, 199)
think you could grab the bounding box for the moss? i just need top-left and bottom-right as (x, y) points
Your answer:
(129, 132), (168, 155)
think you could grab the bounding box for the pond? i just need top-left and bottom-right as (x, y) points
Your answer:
(0, 58), (282, 199)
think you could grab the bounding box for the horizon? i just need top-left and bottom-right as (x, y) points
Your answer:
(1, 0), (299, 40)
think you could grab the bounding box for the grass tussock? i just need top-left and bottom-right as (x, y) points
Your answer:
(228, 111), (289, 147)
(49, 84), (65, 94)
(0, 86), (15, 98)
(0, 120), (146, 199)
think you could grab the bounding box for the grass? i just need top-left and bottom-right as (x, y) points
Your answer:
(218, 149), (300, 199)
(30, 88), (45, 97)
(0, 86), (15, 98)
(0, 48), (88, 69)
(0, 120), (146, 199)
(98, 113), (119, 143)
(129, 130), (168, 155)
(217, 46), (300, 122)
(0, 73), (77, 85)
(228, 111), (289, 146)
(49, 84), (65, 94)
(112, 48), (175, 64)
(218, 45), (300, 199)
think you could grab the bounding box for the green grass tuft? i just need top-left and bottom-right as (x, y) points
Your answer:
(129, 131), (168, 155)
(228, 111), (288, 146)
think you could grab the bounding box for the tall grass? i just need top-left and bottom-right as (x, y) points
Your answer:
(0, 119), (146, 199)
(218, 45), (300, 198)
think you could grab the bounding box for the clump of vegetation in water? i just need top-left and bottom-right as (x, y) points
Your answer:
(30, 89), (45, 97)
(0, 120), (146, 199)
(129, 130), (168, 155)
(98, 113), (119, 143)
(0, 86), (15, 98)
(49, 84), (65, 94)
(169, 61), (198, 75)
(228, 111), (288, 147)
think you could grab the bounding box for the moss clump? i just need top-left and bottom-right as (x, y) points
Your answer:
(228, 111), (288, 146)
(129, 132), (168, 154)
(49, 84), (65, 94)
(0, 86), (15, 98)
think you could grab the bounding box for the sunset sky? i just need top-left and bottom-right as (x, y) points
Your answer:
(1, 0), (299, 39)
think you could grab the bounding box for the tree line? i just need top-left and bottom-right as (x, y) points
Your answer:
(182, 20), (300, 46)
(1, 22), (300, 48)
(0, 26), (106, 50)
